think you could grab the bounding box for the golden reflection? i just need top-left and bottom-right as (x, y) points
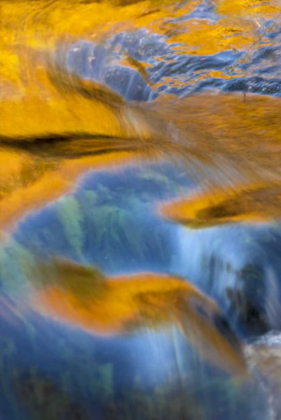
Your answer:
(0, 0), (187, 95)
(1, 0), (280, 96)
(2, 0), (279, 93)
(169, 18), (257, 55)
(158, 182), (281, 228)
(31, 257), (247, 375)
(1, 0), (281, 231)
(2, 90), (281, 231)
(148, 92), (281, 192)
(215, 0), (281, 18)
(0, 147), (161, 231)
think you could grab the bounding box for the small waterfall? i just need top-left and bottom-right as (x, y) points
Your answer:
(172, 224), (246, 300)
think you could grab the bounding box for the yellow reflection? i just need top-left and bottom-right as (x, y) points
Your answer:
(0, 146), (162, 231)
(159, 181), (281, 228)
(1, 0), (280, 95)
(215, 0), (281, 17)
(150, 92), (281, 182)
(0, 0), (187, 94)
(2, 90), (281, 231)
(169, 18), (257, 55)
(1, 1), (281, 233)
(31, 257), (247, 375)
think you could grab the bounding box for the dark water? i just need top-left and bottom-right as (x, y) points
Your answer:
(1, 1), (281, 419)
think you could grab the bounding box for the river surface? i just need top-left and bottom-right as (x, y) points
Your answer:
(1, 1), (281, 419)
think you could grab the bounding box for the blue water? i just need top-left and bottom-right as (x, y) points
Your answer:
(1, 1), (281, 419)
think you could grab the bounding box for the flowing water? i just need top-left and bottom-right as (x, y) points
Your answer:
(1, 1), (281, 419)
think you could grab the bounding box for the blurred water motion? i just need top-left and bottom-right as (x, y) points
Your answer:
(29, 257), (246, 375)
(1, 1), (281, 230)
(1, 0), (281, 419)
(2, 93), (281, 231)
(159, 181), (281, 228)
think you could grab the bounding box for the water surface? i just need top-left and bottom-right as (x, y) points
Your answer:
(1, 1), (281, 419)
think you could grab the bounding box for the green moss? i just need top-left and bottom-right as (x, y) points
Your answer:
(84, 190), (98, 207)
(0, 239), (34, 296)
(57, 196), (84, 258)
(96, 363), (114, 400)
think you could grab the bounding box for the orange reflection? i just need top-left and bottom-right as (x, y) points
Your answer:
(0, 0), (188, 95)
(31, 257), (247, 375)
(169, 18), (257, 56)
(149, 92), (281, 186)
(2, 90), (281, 231)
(2, 0), (279, 92)
(159, 181), (281, 228)
(215, 0), (281, 18)
(0, 147), (162, 232)
(1, 0), (281, 234)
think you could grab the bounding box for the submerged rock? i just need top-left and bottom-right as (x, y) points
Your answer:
(226, 264), (270, 336)
(173, 224), (281, 338)
(245, 332), (281, 420)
